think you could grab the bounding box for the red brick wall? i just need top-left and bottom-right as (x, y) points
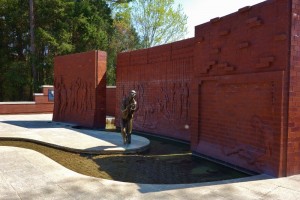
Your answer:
(116, 38), (194, 141)
(0, 103), (53, 114)
(116, 0), (300, 177)
(0, 84), (116, 117)
(287, 0), (300, 176)
(191, 0), (290, 177)
(106, 86), (116, 116)
(53, 50), (106, 128)
(0, 86), (54, 114)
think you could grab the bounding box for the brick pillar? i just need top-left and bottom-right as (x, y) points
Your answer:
(53, 50), (106, 128)
(287, 0), (300, 175)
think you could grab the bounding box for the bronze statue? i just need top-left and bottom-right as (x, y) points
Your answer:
(120, 90), (137, 144)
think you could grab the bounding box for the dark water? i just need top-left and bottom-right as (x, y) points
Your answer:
(89, 132), (250, 184)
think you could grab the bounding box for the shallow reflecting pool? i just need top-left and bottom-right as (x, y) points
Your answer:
(0, 132), (250, 184)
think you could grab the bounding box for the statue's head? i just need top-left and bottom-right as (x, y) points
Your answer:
(129, 90), (136, 98)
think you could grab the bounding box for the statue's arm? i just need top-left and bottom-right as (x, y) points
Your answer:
(131, 100), (137, 111)
(121, 98), (127, 111)
(121, 98), (129, 118)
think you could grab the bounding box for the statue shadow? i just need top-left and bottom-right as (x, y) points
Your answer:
(1, 120), (60, 129)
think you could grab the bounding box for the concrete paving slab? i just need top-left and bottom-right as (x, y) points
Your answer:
(0, 173), (17, 196)
(0, 194), (20, 200)
(270, 176), (300, 191)
(234, 180), (279, 196)
(161, 186), (228, 200)
(210, 184), (265, 200)
(0, 114), (150, 154)
(261, 186), (300, 200)
(17, 185), (74, 200)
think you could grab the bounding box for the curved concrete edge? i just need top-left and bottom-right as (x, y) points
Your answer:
(0, 113), (150, 154)
(0, 136), (150, 155)
(1, 146), (298, 200)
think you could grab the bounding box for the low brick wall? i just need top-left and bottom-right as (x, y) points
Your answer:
(0, 85), (54, 114)
(0, 85), (116, 116)
(0, 102), (53, 114)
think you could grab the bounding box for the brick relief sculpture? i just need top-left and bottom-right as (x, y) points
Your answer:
(222, 82), (273, 162)
(117, 0), (300, 177)
(116, 47), (193, 141)
(195, 72), (283, 175)
(133, 81), (191, 129)
(53, 50), (106, 128)
(54, 77), (94, 119)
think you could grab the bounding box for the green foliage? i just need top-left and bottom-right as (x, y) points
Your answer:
(71, 0), (113, 52)
(131, 0), (188, 48)
(0, 0), (114, 100)
(0, 0), (31, 100)
(0, 0), (188, 99)
(106, 1), (140, 85)
(1, 61), (32, 101)
(33, 0), (113, 87)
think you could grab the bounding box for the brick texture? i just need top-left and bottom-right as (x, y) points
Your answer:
(0, 85), (116, 118)
(116, 39), (194, 141)
(0, 103), (53, 114)
(106, 86), (116, 116)
(191, 0), (290, 177)
(287, 0), (300, 176)
(53, 50), (106, 128)
(0, 86), (54, 114)
(116, 0), (300, 177)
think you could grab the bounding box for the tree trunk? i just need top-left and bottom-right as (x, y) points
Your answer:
(29, 0), (36, 90)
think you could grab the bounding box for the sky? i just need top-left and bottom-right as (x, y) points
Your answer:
(174, 0), (266, 38)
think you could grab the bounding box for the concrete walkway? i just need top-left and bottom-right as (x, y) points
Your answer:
(0, 114), (150, 154)
(1, 114), (300, 199)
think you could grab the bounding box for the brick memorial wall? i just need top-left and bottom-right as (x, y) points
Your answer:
(53, 50), (106, 128)
(190, 0), (290, 177)
(116, 39), (194, 141)
(116, 0), (300, 177)
(288, 0), (300, 176)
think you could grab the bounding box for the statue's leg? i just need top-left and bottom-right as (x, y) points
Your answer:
(124, 122), (129, 144)
(127, 119), (133, 144)
(120, 120), (127, 144)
